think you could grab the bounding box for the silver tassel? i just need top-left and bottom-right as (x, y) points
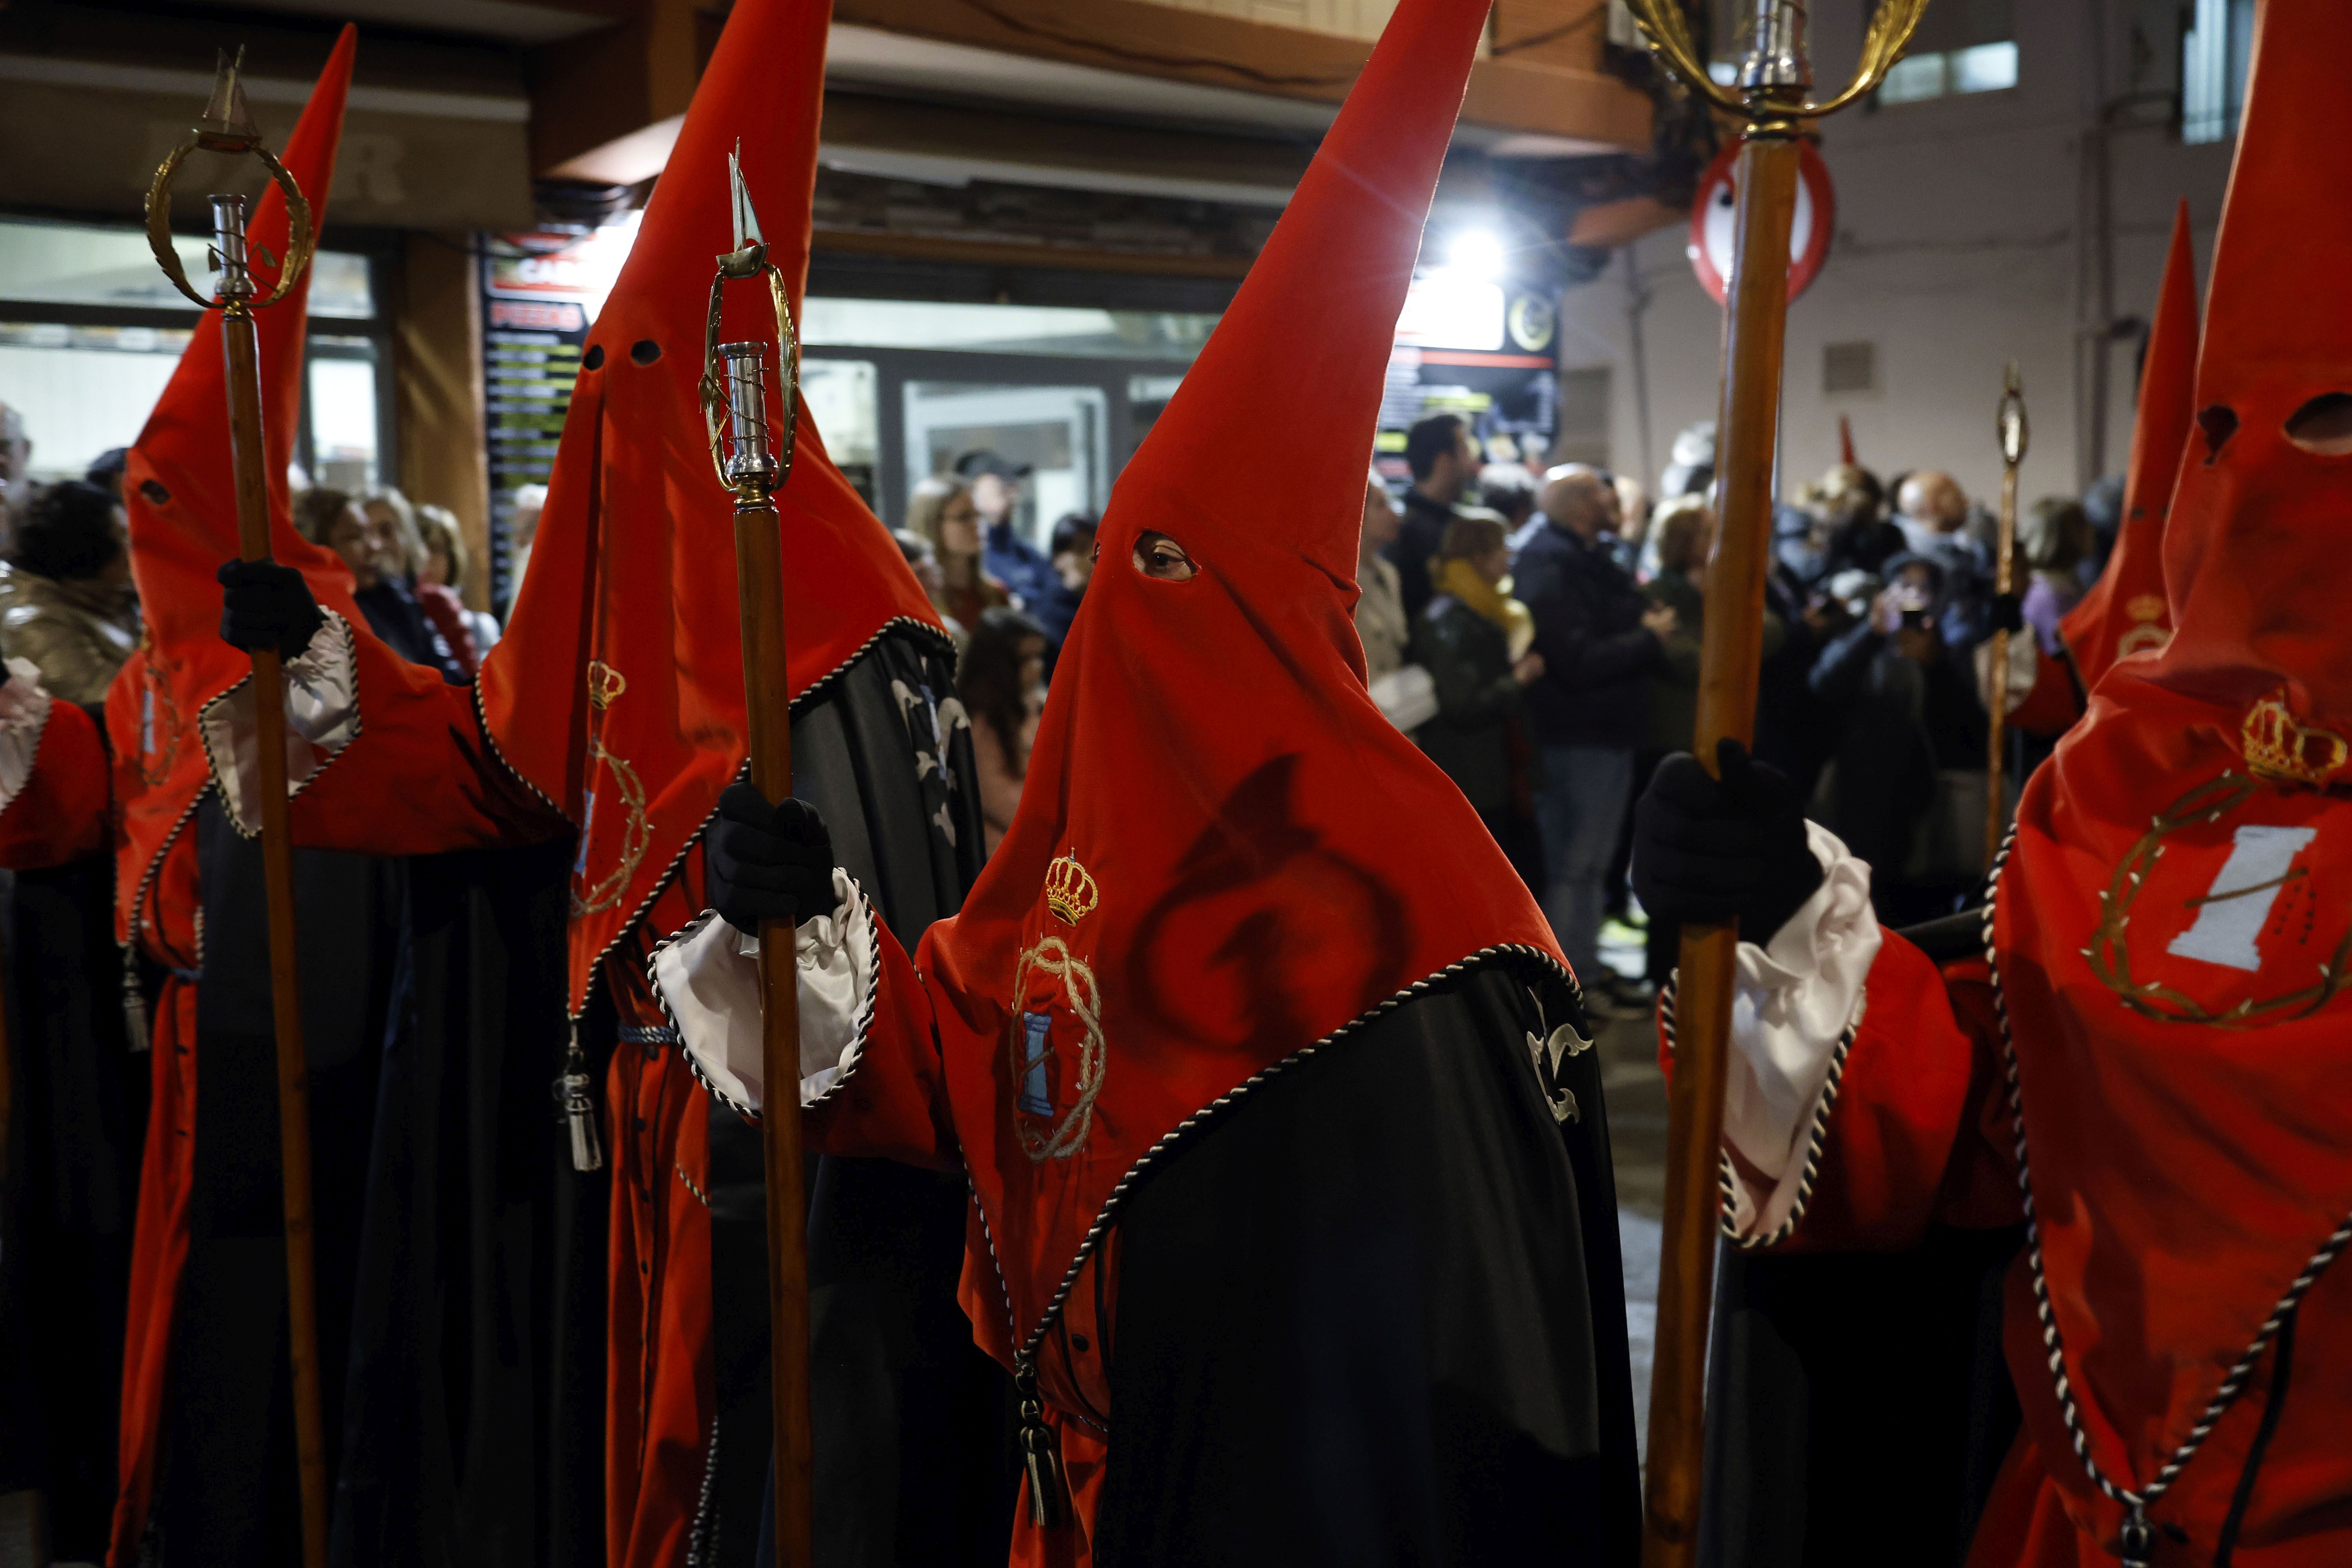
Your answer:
(121, 952), (151, 1054)
(1015, 1360), (1072, 1529)
(554, 1022), (604, 1172)
(2120, 1506), (2152, 1568)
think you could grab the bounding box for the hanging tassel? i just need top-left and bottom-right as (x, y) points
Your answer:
(553, 1021), (604, 1172)
(1014, 1360), (1072, 1529)
(2120, 1506), (2153, 1568)
(121, 951), (151, 1054)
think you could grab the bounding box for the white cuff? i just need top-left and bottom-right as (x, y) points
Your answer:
(0, 657), (54, 813)
(200, 612), (360, 835)
(1973, 630), (2038, 715)
(650, 868), (878, 1120)
(1716, 820), (1880, 1243)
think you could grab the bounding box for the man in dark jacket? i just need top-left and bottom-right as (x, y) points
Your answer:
(1387, 412), (1480, 620)
(1512, 465), (1674, 1004)
(956, 448), (1058, 609)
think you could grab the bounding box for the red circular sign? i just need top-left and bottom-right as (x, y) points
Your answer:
(1687, 137), (1837, 306)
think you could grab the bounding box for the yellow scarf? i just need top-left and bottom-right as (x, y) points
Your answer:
(1432, 555), (1536, 661)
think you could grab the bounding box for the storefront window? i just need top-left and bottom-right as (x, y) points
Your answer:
(804, 298), (1216, 363)
(0, 217), (387, 486)
(307, 346), (381, 494)
(903, 380), (1110, 547)
(804, 359), (880, 507)
(0, 321), (194, 480)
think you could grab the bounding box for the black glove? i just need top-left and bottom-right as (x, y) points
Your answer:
(218, 559), (325, 659)
(1632, 739), (1824, 946)
(705, 783), (837, 935)
(1987, 590), (2024, 638)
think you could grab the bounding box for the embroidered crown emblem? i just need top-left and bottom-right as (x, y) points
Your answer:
(586, 660), (626, 709)
(2243, 691), (2350, 788)
(2126, 593), (2166, 623)
(1044, 854), (1099, 925)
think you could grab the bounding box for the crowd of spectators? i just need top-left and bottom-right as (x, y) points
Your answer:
(1361, 412), (2112, 1012)
(0, 399), (508, 705)
(0, 393), (2113, 1004)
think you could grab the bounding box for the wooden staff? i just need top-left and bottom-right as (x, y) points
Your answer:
(1984, 366), (2029, 869)
(706, 149), (814, 1566)
(1621, 5), (1928, 1564)
(145, 61), (330, 1567)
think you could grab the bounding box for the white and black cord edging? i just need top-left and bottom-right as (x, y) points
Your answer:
(1985, 829), (2352, 1518)
(0, 673), (53, 817)
(987, 945), (1580, 1390)
(195, 612), (363, 840)
(575, 619), (949, 1013)
(642, 884), (884, 1126)
(1660, 970), (1864, 1250)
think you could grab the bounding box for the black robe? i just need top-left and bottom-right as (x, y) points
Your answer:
(1696, 911), (2024, 1568)
(1095, 961), (1641, 1567)
(326, 835), (590, 1568)
(691, 627), (1014, 1568)
(0, 847), (144, 1560)
(150, 796), (405, 1564)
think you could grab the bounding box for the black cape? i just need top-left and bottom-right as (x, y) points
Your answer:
(1094, 960), (1641, 1567)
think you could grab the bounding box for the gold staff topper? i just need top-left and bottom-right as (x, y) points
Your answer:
(1626, 0), (1931, 138)
(1998, 360), (2029, 467)
(144, 49), (316, 314)
(700, 144), (802, 503)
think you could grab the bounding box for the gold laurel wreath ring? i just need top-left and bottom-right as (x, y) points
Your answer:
(143, 134), (315, 313)
(570, 739), (653, 917)
(2086, 771), (2352, 1028)
(1010, 937), (1108, 1163)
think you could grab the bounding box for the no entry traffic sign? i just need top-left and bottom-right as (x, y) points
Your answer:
(1688, 136), (1837, 305)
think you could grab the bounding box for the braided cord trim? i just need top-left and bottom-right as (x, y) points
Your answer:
(194, 612), (364, 840)
(1659, 969), (1864, 1248)
(1987, 829), (2352, 1514)
(643, 883), (885, 1126)
(575, 618), (950, 1015)
(995, 946), (1583, 1386)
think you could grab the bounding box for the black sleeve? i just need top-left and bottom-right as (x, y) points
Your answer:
(1807, 621), (1886, 704)
(1417, 610), (1521, 726)
(1527, 583), (1662, 695)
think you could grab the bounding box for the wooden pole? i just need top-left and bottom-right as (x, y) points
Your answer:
(1617, 4), (1928, 1562)
(1642, 132), (1800, 1568)
(222, 295), (331, 1568)
(1984, 366), (2028, 870)
(719, 338), (814, 1568)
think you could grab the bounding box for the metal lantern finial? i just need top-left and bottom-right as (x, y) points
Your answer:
(702, 148), (800, 501)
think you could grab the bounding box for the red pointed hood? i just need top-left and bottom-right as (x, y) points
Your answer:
(2060, 199), (2196, 691)
(911, 0), (1562, 1359)
(116, 26), (360, 894)
(1998, 0), (2352, 1508)
(2138, 1), (2352, 736)
(477, 0), (941, 1010)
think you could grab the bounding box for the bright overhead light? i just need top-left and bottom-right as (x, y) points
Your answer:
(1446, 228), (1508, 280)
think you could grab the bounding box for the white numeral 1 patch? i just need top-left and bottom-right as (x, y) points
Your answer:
(2166, 824), (2318, 973)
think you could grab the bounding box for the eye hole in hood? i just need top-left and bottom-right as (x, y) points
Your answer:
(1132, 532), (1198, 583)
(2285, 392), (2352, 456)
(2198, 405), (2239, 464)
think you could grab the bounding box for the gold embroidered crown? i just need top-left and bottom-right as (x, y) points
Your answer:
(2126, 593), (2166, 623)
(1044, 854), (1099, 925)
(2244, 691), (2350, 788)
